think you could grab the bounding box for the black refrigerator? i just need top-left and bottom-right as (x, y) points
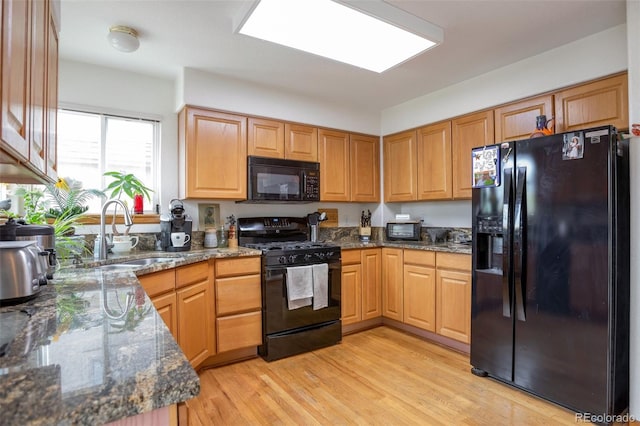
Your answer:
(470, 125), (629, 419)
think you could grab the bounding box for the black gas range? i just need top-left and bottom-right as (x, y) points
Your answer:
(238, 217), (342, 361)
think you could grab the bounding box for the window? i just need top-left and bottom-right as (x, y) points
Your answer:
(57, 109), (159, 213)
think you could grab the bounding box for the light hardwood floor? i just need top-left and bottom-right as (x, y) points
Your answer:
(186, 326), (579, 425)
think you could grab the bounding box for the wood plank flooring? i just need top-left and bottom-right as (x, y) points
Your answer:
(186, 326), (578, 425)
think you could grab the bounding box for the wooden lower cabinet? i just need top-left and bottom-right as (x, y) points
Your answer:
(381, 248), (403, 321)
(176, 261), (215, 368)
(435, 253), (471, 344)
(341, 248), (381, 326)
(177, 279), (215, 367)
(403, 250), (436, 332)
(151, 291), (178, 339)
(215, 256), (262, 353)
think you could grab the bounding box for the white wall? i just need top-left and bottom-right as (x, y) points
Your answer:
(382, 24), (627, 135)
(58, 60), (178, 213)
(627, 0), (639, 418)
(380, 24), (628, 227)
(178, 67), (380, 135)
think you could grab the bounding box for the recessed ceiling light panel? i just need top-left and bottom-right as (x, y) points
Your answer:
(237, 0), (442, 73)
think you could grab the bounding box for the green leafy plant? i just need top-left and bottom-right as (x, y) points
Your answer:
(45, 180), (104, 221)
(103, 171), (153, 203)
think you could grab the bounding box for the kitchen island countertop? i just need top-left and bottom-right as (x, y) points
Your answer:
(0, 246), (262, 425)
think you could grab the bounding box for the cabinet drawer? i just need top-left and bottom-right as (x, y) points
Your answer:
(341, 249), (361, 265)
(403, 249), (435, 267)
(436, 252), (471, 271)
(138, 269), (175, 298)
(217, 311), (262, 353)
(176, 261), (210, 289)
(216, 275), (262, 315)
(216, 256), (261, 278)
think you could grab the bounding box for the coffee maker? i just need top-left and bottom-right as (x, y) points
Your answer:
(160, 199), (193, 252)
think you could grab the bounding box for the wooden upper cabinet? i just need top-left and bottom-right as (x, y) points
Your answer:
(383, 130), (417, 202)
(318, 128), (350, 201)
(29, 0), (47, 173)
(554, 73), (629, 133)
(247, 117), (284, 159)
(350, 134), (380, 202)
(284, 123), (317, 162)
(494, 94), (554, 142)
(452, 110), (494, 199)
(1, 0), (31, 159)
(179, 107), (247, 199)
(45, 1), (59, 179)
(416, 121), (452, 201)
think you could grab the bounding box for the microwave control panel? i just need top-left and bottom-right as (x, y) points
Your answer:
(303, 171), (320, 200)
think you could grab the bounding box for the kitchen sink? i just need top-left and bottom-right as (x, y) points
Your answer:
(97, 257), (178, 271)
(117, 257), (177, 266)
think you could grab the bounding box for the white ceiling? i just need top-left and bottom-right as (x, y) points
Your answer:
(59, 0), (627, 113)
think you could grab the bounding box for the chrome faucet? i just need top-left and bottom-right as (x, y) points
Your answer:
(98, 199), (134, 260)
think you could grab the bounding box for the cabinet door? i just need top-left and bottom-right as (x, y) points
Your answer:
(403, 264), (436, 332)
(180, 107), (247, 199)
(151, 291), (178, 340)
(177, 279), (215, 368)
(216, 274), (261, 315)
(1, 0), (30, 158)
(45, 3), (59, 179)
(452, 110), (494, 199)
(350, 134), (380, 202)
(341, 263), (362, 325)
(436, 269), (471, 343)
(494, 94), (554, 142)
(247, 117), (284, 158)
(417, 121), (452, 200)
(216, 311), (262, 353)
(284, 123), (317, 161)
(28, 0), (47, 173)
(361, 248), (381, 320)
(381, 248), (403, 321)
(383, 130), (417, 202)
(318, 128), (350, 201)
(554, 73), (629, 133)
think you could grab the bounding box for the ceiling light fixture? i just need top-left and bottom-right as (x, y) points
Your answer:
(107, 25), (140, 53)
(235, 0), (443, 73)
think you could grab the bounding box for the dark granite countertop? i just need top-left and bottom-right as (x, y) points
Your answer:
(0, 247), (262, 426)
(335, 240), (472, 255)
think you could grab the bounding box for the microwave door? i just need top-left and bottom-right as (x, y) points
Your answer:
(254, 168), (301, 201)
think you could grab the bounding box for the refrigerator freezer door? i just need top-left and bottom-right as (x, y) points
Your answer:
(513, 129), (612, 414)
(471, 143), (515, 382)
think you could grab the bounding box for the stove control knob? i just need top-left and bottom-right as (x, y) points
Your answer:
(316, 252), (326, 259)
(288, 254), (298, 263)
(278, 256), (287, 264)
(304, 254), (313, 261)
(326, 251), (334, 258)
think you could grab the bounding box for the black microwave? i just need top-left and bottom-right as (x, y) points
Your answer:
(246, 156), (320, 203)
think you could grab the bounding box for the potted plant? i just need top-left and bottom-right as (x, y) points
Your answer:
(103, 171), (153, 235)
(10, 178), (104, 259)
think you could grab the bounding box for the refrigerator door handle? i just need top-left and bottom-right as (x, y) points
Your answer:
(502, 167), (513, 318)
(514, 166), (527, 322)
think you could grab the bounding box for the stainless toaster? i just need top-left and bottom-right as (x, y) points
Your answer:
(0, 241), (49, 304)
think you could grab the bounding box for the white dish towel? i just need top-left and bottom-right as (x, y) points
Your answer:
(286, 265), (313, 310)
(312, 263), (329, 310)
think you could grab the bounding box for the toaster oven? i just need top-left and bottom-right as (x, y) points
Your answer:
(386, 221), (422, 241)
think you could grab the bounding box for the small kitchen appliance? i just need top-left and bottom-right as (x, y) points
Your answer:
(306, 211), (327, 242)
(386, 220), (422, 241)
(244, 156), (320, 203)
(160, 199), (192, 252)
(238, 216), (341, 362)
(0, 219), (56, 278)
(0, 241), (49, 305)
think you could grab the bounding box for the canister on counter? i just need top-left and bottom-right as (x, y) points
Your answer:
(204, 227), (218, 248)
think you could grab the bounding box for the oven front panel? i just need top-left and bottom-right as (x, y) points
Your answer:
(263, 261), (341, 334)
